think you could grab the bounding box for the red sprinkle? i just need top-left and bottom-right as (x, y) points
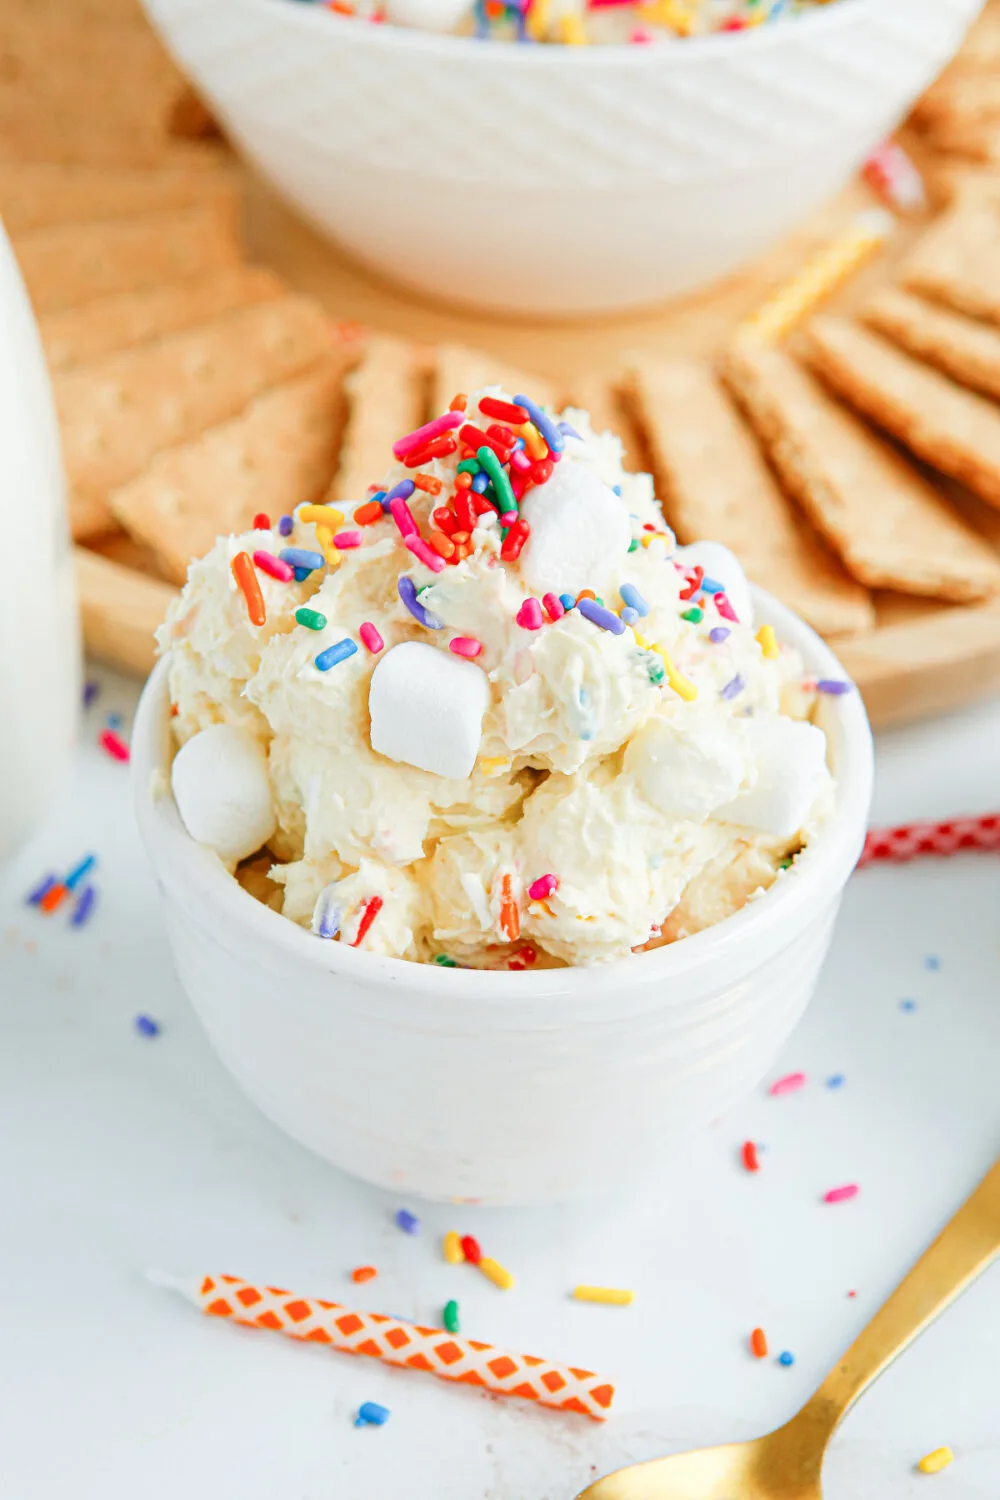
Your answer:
(750, 1327), (768, 1359)
(499, 873), (520, 941)
(351, 895), (384, 948)
(453, 490), (475, 531)
(460, 1234), (482, 1265)
(99, 728), (130, 763)
(231, 550), (266, 627)
(39, 882), (70, 914)
(432, 507), (459, 535)
(351, 1266), (378, 1283)
(252, 512), (271, 530)
(479, 397), (529, 424)
(471, 492), (496, 517)
(679, 566), (704, 601)
(742, 1141), (761, 1173)
(529, 458), (554, 486)
(500, 518), (530, 563)
(404, 434), (457, 468)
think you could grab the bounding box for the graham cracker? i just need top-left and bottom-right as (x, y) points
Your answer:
(0, 161), (239, 237)
(58, 293), (333, 536)
(861, 286), (1000, 403)
(918, 114), (1000, 162)
(110, 361), (343, 582)
(803, 315), (1000, 511)
(330, 336), (427, 504)
(565, 372), (645, 472)
(624, 357), (874, 637)
(16, 202), (242, 315)
(914, 73), (1000, 131)
(899, 190), (1000, 324)
(40, 266), (285, 373)
(723, 343), (1000, 604)
(87, 527), (170, 581)
(431, 344), (557, 416)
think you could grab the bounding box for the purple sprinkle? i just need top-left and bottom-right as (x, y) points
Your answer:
(709, 627), (730, 644)
(26, 873), (57, 905)
(816, 679), (853, 695)
(398, 574), (443, 630)
(70, 885), (98, 928)
(83, 681), (99, 709)
(721, 673), (746, 701)
(578, 598), (626, 635)
(278, 514), (294, 537)
(557, 421), (582, 441)
(135, 1014), (161, 1037)
(384, 480), (415, 510)
(395, 1208), (420, 1234)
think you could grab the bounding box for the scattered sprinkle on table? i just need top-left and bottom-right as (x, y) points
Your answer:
(355, 1401), (391, 1428)
(824, 1184), (859, 1204)
(443, 1300), (460, 1334)
(351, 1266), (378, 1284)
(395, 1208), (420, 1235)
(479, 1256), (515, 1291)
(741, 1140), (761, 1172)
(99, 728), (130, 763)
(917, 1447), (954, 1475)
(134, 1015), (161, 1038)
(769, 1071), (807, 1096)
(901, 998), (918, 1013)
(778, 1351), (795, 1367)
(70, 886), (98, 928)
(924, 955), (941, 972)
(26, 873), (57, 905)
(750, 1327), (769, 1358)
(573, 1286), (634, 1307)
(826, 1074), (846, 1088)
(459, 1234), (482, 1265)
(83, 681), (99, 708)
(443, 1231), (465, 1264)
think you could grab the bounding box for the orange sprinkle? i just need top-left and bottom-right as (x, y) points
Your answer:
(39, 882), (69, 915)
(750, 1327), (768, 1359)
(453, 542), (472, 563)
(577, 589), (596, 603)
(355, 500), (384, 525)
(351, 1266), (378, 1283)
(455, 471), (473, 489)
(428, 529), (456, 560)
(413, 473), (443, 495)
(170, 703), (179, 717)
(231, 550), (266, 627)
(742, 1141), (761, 1173)
(499, 873), (520, 942)
(449, 393), (468, 412)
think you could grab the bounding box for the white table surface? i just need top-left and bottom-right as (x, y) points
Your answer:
(2, 667), (999, 1500)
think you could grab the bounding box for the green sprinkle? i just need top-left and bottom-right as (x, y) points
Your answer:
(779, 857), (793, 870)
(648, 663), (665, 685)
(434, 954), (457, 967)
(628, 538), (640, 552)
(457, 458), (481, 476)
(594, 596), (604, 607)
(680, 607), (704, 624)
(296, 607), (327, 631)
(443, 1300), (460, 1333)
(477, 446), (516, 515)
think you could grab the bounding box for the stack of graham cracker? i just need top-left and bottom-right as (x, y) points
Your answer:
(907, 0), (1000, 177)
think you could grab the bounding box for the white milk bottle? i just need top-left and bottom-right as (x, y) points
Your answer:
(0, 221), (79, 858)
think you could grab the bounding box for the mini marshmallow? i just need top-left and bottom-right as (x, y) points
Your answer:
(674, 540), (753, 627)
(519, 462), (631, 597)
(170, 724), (276, 864)
(384, 0), (471, 29)
(369, 641), (490, 780)
(715, 717), (828, 839)
(625, 709), (752, 822)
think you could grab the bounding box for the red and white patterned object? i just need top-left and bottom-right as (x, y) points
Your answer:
(153, 1271), (615, 1420)
(857, 814), (1000, 868)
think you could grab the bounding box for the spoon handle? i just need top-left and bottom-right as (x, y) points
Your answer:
(800, 1156), (1000, 1441)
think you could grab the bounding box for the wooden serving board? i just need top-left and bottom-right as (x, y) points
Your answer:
(76, 158), (1000, 727)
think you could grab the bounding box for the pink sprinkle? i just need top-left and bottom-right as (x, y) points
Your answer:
(252, 549), (294, 582)
(359, 621), (384, 654)
(542, 592), (565, 622)
(516, 597), (543, 631)
(528, 874), (558, 901)
(499, 511), (518, 526)
(450, 636), (482, 659)
(389, 497), (418, 539)
(392, 411), (463, 460)
(333, 529), (363, 550)
(405, 536), (446, 573)
(509, 449), (531, 473)
(629, 24), (654, 41)
(769, 1071), (807, 1097)
(99, 728), (130, 763)
(824, 1184), (860, 1204)
(714, 592), (739, 623)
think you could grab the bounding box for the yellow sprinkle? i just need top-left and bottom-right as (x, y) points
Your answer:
(299, 504), (345, 528)
(323, 547), (341, 569)
(478, 755), (511, 777)
(641, 532), (670, 548)
(574, 1285), (635, 1306)
(479, 1256), (515, 1291)
(518, 422), (548, 460)
(757, 623), (779, 660)
(918, 1448), (954, 1475)
(647, 641), (699, 701)
(527, 0), (549, 40)
(442, 1230), (465, 1265)
(632, 629), (650, 649)
(558, 11), (588, 43)
(733, 209), (893, 346)
(314, 523), (333, 547)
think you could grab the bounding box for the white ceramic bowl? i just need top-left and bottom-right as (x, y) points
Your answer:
(143, 0), (981, 316)
(133, 588), (873, 1206)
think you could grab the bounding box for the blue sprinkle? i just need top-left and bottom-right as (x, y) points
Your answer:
(578, 598), (626, 635)
(384, 480), (415, 505)
(559, 593), (576, 612)
(826, 1073), (846, 1089)
(368, 490), (388, 511)
(293, 567), (310, 583)
(106, 712), (123, 730)
(557, 421), (582, 441)
(900, 998), (918, 1013)
(924, 954), (941, 972)
(65, 853), (97, 890)
(621, 606), (639, 626)
(315, 639), (358, 672)
(513, 393), (564, 453)
(278, 514), (294, 537)
(619, 582), (649, 618)
(279, 547), (324, 572)
(355, 1401), (391, 1428)
(398, 575), (444, 630)
(721, 673), (746, 701)
(83, 681), (100, 708)
(700, 575), (725, 594)
(612, 484), (622, 496)
(470, 471), (490, 493)
(26, 873), (57, 905)
(395, 1208), (420, 1235)
(70, 885), (98, 928)
(816, 679), (853, 696)
(312, 887), (341, 940)
(778, 1351), (795, 1367)
(135, 1014), (160, 1037)
(709, 627), (730, 644)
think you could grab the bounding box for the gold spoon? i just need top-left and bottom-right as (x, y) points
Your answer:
(579, 1157), (1000, 1500)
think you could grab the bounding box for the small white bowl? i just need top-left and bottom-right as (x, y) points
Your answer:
(132, 588), (872, 1205)
(142, 0), (981, 315)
